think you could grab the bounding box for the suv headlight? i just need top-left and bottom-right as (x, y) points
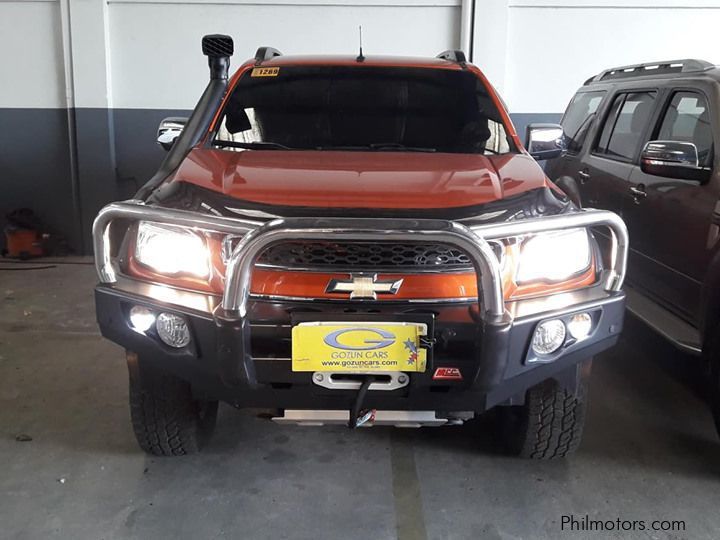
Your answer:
(516, 228), (591, 283)
(135, 221), (210, 278)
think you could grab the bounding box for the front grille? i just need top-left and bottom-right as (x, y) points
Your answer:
(257, 241), (474, 272)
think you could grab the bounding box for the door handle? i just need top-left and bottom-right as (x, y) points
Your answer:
(578, 170), (590, 183)
(629, 184), (647, 204)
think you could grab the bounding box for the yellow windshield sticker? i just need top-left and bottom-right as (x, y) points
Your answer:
(251, 67), (280, 77)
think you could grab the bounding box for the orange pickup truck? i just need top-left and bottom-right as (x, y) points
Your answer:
(93, 35), (628, 459)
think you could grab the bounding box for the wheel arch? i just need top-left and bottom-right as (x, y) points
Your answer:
(699, 242), (720, 350)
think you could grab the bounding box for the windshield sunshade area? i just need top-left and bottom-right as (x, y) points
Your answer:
(213, 66), (514, 154)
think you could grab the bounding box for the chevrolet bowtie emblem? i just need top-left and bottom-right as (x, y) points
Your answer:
(326, 274), (404, 300)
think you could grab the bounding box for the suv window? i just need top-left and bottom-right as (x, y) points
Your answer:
(657, 91), (713, 165)
(214, 66), (514, 155)
(561, 91), (605, 153)
(595, 91), (657, 161)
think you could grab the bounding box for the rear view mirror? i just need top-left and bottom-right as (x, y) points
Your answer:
(640, 140), (711, 183)
(157, 117), (188, 151)
(525, 123), (566, 160)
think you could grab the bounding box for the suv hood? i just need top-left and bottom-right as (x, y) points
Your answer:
(171, 148), (550, 210)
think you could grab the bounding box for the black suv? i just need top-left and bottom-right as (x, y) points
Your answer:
(540, 59), (720, 434)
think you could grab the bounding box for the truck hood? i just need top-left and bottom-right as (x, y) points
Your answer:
(171, 148), (551, 210)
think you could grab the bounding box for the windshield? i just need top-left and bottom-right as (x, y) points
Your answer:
(561, 90), (605, 153)
(213, 65), (514, 154)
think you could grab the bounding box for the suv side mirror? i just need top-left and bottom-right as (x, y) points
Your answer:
(640, 140), (711, 183)
(525, 123), (566, 160)
(157, 117), (188, 151)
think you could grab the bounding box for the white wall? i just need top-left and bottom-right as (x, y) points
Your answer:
(503, 0), (720, 114)
(4, 0), (720, 113)
(108, 0), (461, 109)
(0, 0), (65, 108)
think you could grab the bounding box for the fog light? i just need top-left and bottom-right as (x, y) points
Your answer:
(156, 312), (190, 348)
(532, 319), (566, 356)
(129, 306), (155, 333)
(567, 312), (592, 341)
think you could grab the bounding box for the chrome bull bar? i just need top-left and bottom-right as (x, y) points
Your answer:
(221, 217), (506, 321)
(93, 200), (628, 324)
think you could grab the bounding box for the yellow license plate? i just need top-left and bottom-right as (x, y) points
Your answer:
(291, 322), (428, 372)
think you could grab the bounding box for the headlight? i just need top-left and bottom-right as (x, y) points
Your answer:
(135, 221), (210, 277)
(516, 228), (591, 283)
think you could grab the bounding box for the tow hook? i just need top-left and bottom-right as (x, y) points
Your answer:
(354, 409), (376, 428)
(348, 376), (376, 429)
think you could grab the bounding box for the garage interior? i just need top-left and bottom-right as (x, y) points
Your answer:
(2, 1), (720, 539)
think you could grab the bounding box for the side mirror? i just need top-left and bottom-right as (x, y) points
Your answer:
(525, 123), (566, 160)
(157, 117), (188, 151)
(640, 140), (711, 183)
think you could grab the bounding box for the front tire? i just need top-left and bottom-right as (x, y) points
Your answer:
(499, 377), (588, 459)
(127, 352), (218, 456)
(706, 331), (720, 438)
(711, 366), (720, 437)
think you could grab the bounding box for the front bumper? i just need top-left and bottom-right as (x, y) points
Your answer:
(96, 280), (624, 411)
(93, 201), (628, 412)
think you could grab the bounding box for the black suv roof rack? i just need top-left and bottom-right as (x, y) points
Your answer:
(585, 59), (715, 85)
(254, 46), (282, 65)
(436, 50), (467, 67)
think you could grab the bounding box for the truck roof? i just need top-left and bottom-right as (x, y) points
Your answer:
(242, 54), (465, 70)
(241, 48), (469, 70)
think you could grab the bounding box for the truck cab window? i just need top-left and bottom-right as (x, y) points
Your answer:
(596, 91), (657, 161)
(657, 91), (713, 165)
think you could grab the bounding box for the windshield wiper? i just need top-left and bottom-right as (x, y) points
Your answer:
(314, 143), (437, 152)
(368, 143), (437, 152)
(314, 145), (373, 151)
(213, 140), (296, 150)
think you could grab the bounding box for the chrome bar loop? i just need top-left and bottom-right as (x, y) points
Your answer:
(92, 201), (628, 323)
(470, 209), (628, 292)
(92, 200), (260, 283)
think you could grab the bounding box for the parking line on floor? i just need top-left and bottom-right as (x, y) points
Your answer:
(391, 431), (428, 540)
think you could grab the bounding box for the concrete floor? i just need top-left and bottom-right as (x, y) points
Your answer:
(1, 259), (720, 540)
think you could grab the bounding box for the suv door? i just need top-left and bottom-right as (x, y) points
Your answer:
(623, 89), (718, 321)
(580, 91), (658, 217)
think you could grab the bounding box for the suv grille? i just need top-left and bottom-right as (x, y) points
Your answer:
(257, 242), (473, 272)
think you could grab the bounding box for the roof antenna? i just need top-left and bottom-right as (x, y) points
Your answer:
(356, 25), (365, 62)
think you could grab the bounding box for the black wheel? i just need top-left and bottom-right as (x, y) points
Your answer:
(499, 377), (588, 460)
(127, 353), (218, 456)
(711, 367), (720, 438)
(706, 331), (720, 438)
